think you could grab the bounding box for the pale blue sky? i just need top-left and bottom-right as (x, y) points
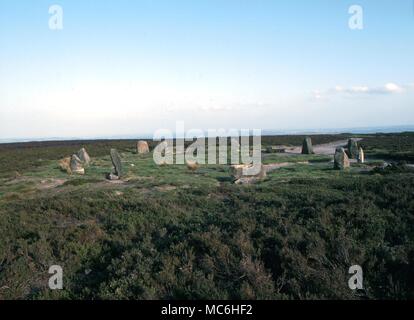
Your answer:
(0, 0), (413, 139)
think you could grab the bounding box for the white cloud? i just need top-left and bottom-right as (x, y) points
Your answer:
(312, 90), (323, 100)
(314, 82), (409, 100)
(348, 86), (371, 93)
(384, 83), (403, 93)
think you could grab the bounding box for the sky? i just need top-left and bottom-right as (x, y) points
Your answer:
(0, 0), (413, 140)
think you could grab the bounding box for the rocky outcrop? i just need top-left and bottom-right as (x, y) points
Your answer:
(59, 148), (90, 175)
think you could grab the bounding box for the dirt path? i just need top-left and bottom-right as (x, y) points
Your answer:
(263, 161), (309, 173)
(286, 138), (363, 155)
(37, 178), (67, 190)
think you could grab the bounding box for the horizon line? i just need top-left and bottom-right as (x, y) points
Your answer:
(1, 124), (414, 145)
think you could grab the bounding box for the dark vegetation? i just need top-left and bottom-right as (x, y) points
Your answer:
(0, 133), (413, 300)
(360, 132), (414, 162)
(0, 140), (136, 178)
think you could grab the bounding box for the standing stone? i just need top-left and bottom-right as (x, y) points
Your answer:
(334, 147), (350, 170)
(77, 148), (91, 165)
(347, 139), (359, 159)
(110, 148), (123, 178)
(137, 141), (150, 154)
(302, 137), (314, 154)
(70, 155), (85, 175)
(358, 147), (365, 164)
(186, 160), (199, 172)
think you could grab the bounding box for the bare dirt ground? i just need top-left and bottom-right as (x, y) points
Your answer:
(263, 161), (309, 173)
(38, 178), (67, 190)
(285, 138), (363, 155)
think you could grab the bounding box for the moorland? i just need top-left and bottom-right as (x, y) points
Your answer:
(0, 133), (413, 299)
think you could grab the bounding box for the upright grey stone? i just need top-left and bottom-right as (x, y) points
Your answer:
(110, 148), (123, 178)
(70, 154), (85, 175)
(347, 139), (359, 159)
(334, 147), (350, 170)
(302, 137), (314, 154)
(77, 148), (91, 166)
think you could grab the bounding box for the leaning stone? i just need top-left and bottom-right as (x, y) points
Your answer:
(347, 139), (359, 159)
(77, 148), (91, 165)
(70, 155), (85, 175)
(137, 141), (150, 154)
(334, 147), (350, 170)
(358, 147), (365, 163)
(110, 149), (123, 177)
(301, 137), (314, 154)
